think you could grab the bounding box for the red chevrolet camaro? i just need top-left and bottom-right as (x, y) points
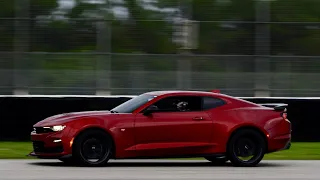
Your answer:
(30, 91), (291, 167)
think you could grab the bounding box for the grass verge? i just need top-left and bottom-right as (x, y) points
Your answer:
(0, 142), (320, 160)
(0, 142), (33, 159)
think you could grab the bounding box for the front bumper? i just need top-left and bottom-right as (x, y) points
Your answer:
(28, 151), (72, 159)
(30, 130), (72, 158)
(32, 140), (64, 153)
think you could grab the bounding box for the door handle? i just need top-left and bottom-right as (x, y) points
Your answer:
(192, 117), (205, 121)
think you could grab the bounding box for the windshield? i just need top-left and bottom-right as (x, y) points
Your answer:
(111, 94), (156, 113)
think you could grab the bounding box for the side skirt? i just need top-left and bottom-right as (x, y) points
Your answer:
(113, 153), (227, 160)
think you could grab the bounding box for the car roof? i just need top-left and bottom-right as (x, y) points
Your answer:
(145, 90), (228, 98)
(144, 90), (260, 107)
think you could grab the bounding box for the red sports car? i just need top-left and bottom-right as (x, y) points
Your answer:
(29, 91), (291, 167)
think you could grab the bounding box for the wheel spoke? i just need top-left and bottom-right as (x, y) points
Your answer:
(81, 137), (109, 164)
(233, 136), (260, 162)
(228, 130), (266, 167)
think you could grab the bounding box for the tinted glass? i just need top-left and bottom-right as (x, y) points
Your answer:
(111, 94), (156, 113)
(152, 96), (202, 112)
(202, 97), (226, 110)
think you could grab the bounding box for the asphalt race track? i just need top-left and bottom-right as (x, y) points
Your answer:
(0, 159), (319, 180)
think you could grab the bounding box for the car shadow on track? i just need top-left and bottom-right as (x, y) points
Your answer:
(27, 161), (286, 168)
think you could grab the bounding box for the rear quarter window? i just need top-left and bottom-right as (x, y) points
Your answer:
(202, 97), (226, 110)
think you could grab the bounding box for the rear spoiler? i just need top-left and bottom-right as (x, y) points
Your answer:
(258, 103), (288, 112)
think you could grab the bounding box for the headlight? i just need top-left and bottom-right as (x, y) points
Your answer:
(44, 125), (66, 132)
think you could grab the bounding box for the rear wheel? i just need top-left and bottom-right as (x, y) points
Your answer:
(227, 129), (266, 167)
(72, 129), (113, 167)
(204, 156), (227, 166)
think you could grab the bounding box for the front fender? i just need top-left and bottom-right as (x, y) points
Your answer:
(64, 116), (136, 158)
(66, 116), (111, 140)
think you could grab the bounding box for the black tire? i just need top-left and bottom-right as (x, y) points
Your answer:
(204, 156), (227, 166)
(227, 129), (266, 167)
(72, 129), (113, 167)
(59, 157), (75, 165)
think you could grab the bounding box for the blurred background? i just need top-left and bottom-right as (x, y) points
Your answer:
(0, 0), (320, 97)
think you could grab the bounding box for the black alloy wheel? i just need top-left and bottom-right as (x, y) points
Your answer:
(227, 129), (266, 167)
(73, 129), (113, 167)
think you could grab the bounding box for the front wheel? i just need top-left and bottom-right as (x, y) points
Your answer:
(72, 130), (113, 167)
(227, 129), (266, 167)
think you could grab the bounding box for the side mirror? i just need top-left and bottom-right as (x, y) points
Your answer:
(143, 105), (159, 116)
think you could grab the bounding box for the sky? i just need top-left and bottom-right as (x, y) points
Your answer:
(58, 0), (128, 18)
(57, 0), (178, 19)
(56, 0), (192, 46)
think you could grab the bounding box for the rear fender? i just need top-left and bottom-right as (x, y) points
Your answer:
(228, 124), (269, 139)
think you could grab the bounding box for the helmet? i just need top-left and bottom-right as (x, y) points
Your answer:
(176, 101), (188, 111)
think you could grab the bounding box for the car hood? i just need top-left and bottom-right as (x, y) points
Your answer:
(34, 110), (114, 127)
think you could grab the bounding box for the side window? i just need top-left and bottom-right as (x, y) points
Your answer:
(152, 96), (202, 112)
(202, 97), (226, 110)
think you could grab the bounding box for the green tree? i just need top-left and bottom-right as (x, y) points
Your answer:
(0, 0), (59, 51)
(156, 0), (256, 54)
(112, 0), (176, 53)
(271, 0), (320, 56)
